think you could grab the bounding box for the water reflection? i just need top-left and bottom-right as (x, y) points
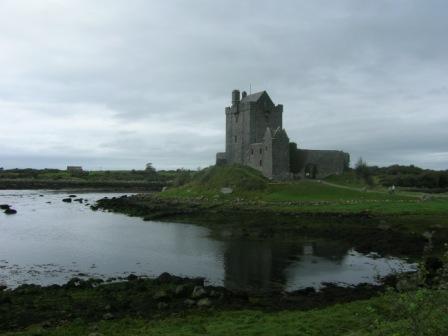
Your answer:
(221, 239), (379, 291)
(0, 190), (415, 290)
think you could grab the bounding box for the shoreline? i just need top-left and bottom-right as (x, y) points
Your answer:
(0, 179), (166, 191)
(95, 194), (448, 257)
(1, 187), (447, 334)
(0, 272), (395, 332)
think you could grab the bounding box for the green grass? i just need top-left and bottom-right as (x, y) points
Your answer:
(260, 181), (448, 215)
(264, 180), (410, 201)
(161, 166), (448, 216)
(0, 169), (164, 182)
(162, 165), (268, 200)
(324, 171), (369, 188)
(6, 289), (448, 336)
(192, 165), (268, 191)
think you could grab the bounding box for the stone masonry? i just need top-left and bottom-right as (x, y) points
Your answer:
(216, 90), (349, 180)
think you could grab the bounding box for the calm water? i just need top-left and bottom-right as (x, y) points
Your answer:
(0, 190), (416, 291)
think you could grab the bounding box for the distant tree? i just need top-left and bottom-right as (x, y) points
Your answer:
(145, 163), (156, 173)
(355, 157), (374, 186)
(343, 155), (350, 172)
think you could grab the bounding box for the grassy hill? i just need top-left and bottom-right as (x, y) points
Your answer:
(192, 165), (268, 191)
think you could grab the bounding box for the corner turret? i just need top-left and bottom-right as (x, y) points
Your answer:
(232, 89), (240, 105)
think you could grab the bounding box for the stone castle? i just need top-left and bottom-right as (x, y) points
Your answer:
(216, 89), (349, 180)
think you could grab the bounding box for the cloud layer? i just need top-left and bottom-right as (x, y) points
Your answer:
(1, 0), (447, 170)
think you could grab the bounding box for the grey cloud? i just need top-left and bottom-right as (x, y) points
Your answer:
(0, 0), (447, 170)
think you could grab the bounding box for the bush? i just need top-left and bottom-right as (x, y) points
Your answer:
(355, 158), (374, 186)
(173, 169), (194, 187)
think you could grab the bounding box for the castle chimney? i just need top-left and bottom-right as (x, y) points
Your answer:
(232, 89), (240, 105)
(242, 91), (247, 98)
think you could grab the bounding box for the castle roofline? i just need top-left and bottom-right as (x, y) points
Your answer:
(240, 90), (267, 103)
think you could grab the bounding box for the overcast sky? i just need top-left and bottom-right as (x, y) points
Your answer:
(1, 0), (447, 170)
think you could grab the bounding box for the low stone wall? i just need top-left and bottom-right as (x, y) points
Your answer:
(290, 147), (349, 179)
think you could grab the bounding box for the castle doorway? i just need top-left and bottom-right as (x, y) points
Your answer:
(305, 163), (318, 179)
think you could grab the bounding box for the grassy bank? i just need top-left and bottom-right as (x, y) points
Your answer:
(160, 166), (448, 215)
(95, 166), (448, 256)
(4, 287), (448, 336)
(0, 168), (172, 190)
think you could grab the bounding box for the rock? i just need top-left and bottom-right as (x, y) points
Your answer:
(74, 198), (83, 203)
(425, 256), (444, 276)
(153, 290), (170, 301)
(102, 313), (114, 320)
(175, 284), (189, 296)
(191, 286), (207, 299)
(157, 302), (169, 310)
(127, 274), (138, 281)
(4, 208), (17, 215)
(377, 224), (390, 230)
(0, 204), (10, 210)
(220, 187), (233, 194)
(196, 297), (212, 307)
(421, 194), (433, 201)
(209, 289), (220, 298)
(40, 321), (53, 329)
(62, 198), (72, 203)
(162, 186), (168, 192)
(157, 272), (174, 283)
(68, 195), (77, 198)
(184, 298), (196, 307)
(422, 231), (434, 240)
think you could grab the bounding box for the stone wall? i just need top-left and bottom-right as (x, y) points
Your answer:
(270, 129), (290, 180)
(250, 95), (282, 144)
(246, 143), (265, 172)
(290, 148), (349, 179)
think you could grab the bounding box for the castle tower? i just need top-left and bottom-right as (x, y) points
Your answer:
(216, 88), (351, 180)
(224, 89), (284, 167)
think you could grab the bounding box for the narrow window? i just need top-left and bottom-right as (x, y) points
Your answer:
(259, 160), (262, 166)
(234, 136), (237, 143)
(259, 148), (262, 154)
(251, 149), (254, 155)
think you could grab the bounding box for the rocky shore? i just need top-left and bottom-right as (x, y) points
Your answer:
(0, 272), (392, 332)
